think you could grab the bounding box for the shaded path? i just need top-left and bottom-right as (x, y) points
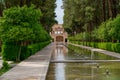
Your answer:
(0, 43), (54, 80)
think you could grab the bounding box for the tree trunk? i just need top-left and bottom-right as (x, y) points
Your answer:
(16, 41), (22, 62)
(108, 0), (113, 18)
(102, 0), (106, 21)
(0, 8), (2, 16)
(112, 0), (117, 18)
(20, 0), (24, 7)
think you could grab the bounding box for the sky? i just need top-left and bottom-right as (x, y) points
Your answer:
(55, 0), (64, 24)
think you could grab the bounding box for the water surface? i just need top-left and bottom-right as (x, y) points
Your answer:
(46, 44), (120, 80)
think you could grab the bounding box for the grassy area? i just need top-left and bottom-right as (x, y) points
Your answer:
(0, 61), (10, 76)
(0, 67), (10, 76)
(0, 61), (18, 76)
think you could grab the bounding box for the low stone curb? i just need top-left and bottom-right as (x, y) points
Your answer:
(70, 43), (120, 59)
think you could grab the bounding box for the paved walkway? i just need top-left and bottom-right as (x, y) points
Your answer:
(0, 43), (54, 80)
(0, 57), (2, 69)
(0, 61), (2, 69)
(69, 43), (120, 59)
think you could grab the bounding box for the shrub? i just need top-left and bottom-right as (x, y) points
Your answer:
(2, 61), (9, 70)
(2, 41), (50, 61)
(114, 43), (120, 53)
(0, 5), (51, 61)
(70, 41), (120, 53)
(2, 44), (19, 61)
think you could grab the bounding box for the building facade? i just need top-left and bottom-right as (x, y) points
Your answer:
(50, 24), (68, 44)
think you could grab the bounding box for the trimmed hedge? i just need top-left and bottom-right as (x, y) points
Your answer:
(2, 41), (50, 61)
(21, 41), (50, 60)
(2, 44), (19, 61)
(71, 41), (120, 53)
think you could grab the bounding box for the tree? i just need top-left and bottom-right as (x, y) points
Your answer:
(0, 5), (50, 61)
(109, 15), (120, 42)
(63, 0), (95, 33)
(63, 0), (120, 35)
(0, 0), (57, 32)
(40, 0), (57, 32)
(0, 0), (6, 16)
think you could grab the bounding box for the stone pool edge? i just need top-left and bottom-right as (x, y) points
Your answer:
(69, 43), (120, 59)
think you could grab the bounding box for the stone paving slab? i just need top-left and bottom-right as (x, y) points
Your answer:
(51, 60), (120, 63)
(0, 57), (2, 69)
(70, 43), (120, 59)
(0, 60), (2, 69)
(0, 43), (54, 80)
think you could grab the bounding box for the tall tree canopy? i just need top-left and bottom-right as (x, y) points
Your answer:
(0, 5), (51, 61)
(63, 0), (120, 34)
(0, 5), (50, 42)
(0, 0), (57, 32)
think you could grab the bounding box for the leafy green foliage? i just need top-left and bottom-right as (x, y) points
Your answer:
(63, 0), (96, 33)
(0, 61), (10, 76)
(2, 43), (19, 61)
(0, 5), (44, 42)
(40, 0), (57, 32)
(2, 41), (50, 61)
(63, 0), (120, 36)
(109, 15), (120, 41)
(71, 41), (120, 53)
(97, 20), (112, 41)
(2, 61), (9, 70)
(69, 32), (91, 42)
(0, 0), (57, 32)
(70, 14), (120, 42)
(96, 15), (120, 42)
(20, 41), (50, 60)
(0, 5), (51, 61)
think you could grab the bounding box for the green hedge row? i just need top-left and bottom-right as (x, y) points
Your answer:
(71, 41), (120, 53)
(2, 41), (50, 61)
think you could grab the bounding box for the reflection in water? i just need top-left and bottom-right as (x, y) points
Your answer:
(55, 63), (65, 80)
(47, 62), (120, 80)
(46, 44), (120, 80)
(54, 44), (67, 80)
(52, 44), (68, 60)
(67, 44), (118, 60)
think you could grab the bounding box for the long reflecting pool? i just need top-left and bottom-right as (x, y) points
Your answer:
(46, 44), (120, 80)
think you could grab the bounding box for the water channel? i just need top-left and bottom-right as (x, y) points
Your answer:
(46, 44), (120, 80)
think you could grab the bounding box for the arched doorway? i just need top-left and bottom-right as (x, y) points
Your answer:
(50, 24), (68, 43)
(56, 36), (64, 42)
